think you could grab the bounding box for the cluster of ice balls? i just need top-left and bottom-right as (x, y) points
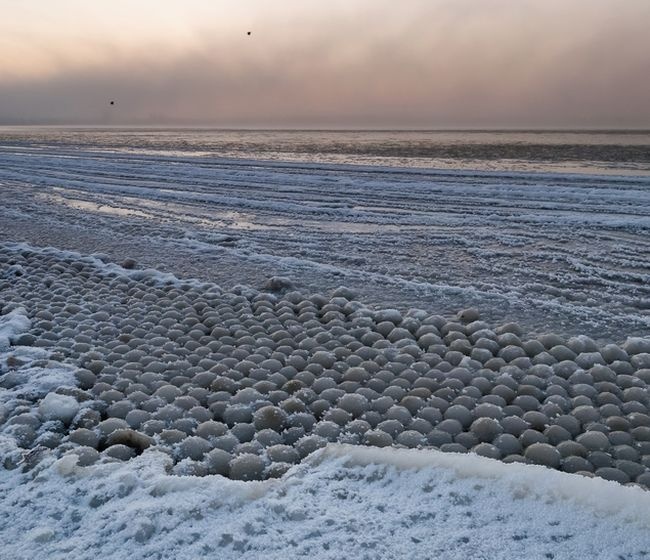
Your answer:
(1, 245), (650, 487)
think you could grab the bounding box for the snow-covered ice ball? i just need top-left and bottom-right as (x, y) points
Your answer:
(599, 344), (629, 364)
(571, 405), (600, 425)
(159, 429), (186, 445)
(153, 404), (185, 424)
(295, 434), (327, 458)
(455, 432), (479, 450)
(522, 411), (549, 431)
(385, 405), (412, 426)
(377, 418), (406, 438)
(223, 405), (254, 425)
(399, 395), (425, 416)
(204, 448), (232, 476)
(424, 430), (450, 447)
(594, 467), (630, 485)
(344, 419), (371, 436)
(332, 286), (358, 300)
(228, 453), (266, 481)
(230, 423), (256, 443)
(103, 444), (136, 461)
(121, 258), (137, 269)
(71, 446), (100, 467)
(444, 405), (473, 428)
(472, 443), (501, 460)
(457, 308), (480, 324)
(493, 433), (522, 456)
(417, 406), (443, 425)
(343, 367), (370, 383)
(387, 328), (414, 343)
(254, 428), (283, 447)
(313, 420), (341, 441)
(312, 377), (337, 394)
(374, 309), (402, 325)
(544, 425), (571, 445)
(286, 412), (317, 432)
(616, 459), (645, 480)
(512, 395), (540, 412)
(364, 429), (393, 447)
(212, 434), (239, 453)
(470, 417), (503, 442)
(235, 441), (264, 456)
(556, 440), (588, 459)
(498, 345), (527, 362)
(106, 429), (153, 452)
(231, 387), (264, 405)
(107, 400), (135, 419)
(553, 414), (582, 436)
(561, 456), (594, 474)
(624, 388), (649, 406)
(524, 443), (561, 468)
(576, 431), (610, 452)
(252, 406), (287, 432)
(338, 393), (369, 418)
(396, 430), (425, 448)
(588, 450), (614, 469)
(520, 428), (548, 447)
(472, 403), (503, 420)
(437, 419), (463, 437)
(68, 428), (99, 448)
(39, 393), (79, 425)
(623, 338), (650, 355)
(260, 461), (290, 480)
(407, 418), (432, 435)
(549, 345), (577, 363)
(323, 407), (352, 426)
(154, 384), (182, 403)
(266, 444), (300, 464)
(632, 354), (650, 369)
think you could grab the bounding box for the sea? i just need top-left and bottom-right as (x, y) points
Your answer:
(1, 127), (649, 175)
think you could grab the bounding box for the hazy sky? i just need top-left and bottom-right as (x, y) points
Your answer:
(1, 0), (649, 128)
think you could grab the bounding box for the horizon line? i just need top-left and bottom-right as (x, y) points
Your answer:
(1, 124), (650, 133)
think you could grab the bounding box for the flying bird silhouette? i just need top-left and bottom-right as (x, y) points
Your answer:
(247, 31), (251, 36)
(109, 101), (115, 106)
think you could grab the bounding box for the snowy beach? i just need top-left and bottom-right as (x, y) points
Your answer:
(2, 138), (650, 559)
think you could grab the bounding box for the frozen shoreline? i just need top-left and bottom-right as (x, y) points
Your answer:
(2, 148), (650, 558)
(0, 148), (649, 340)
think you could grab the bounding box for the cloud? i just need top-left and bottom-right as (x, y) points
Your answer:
(0, 0), (649, 127)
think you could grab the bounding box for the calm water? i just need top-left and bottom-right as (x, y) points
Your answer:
(1, 127), (650, 175)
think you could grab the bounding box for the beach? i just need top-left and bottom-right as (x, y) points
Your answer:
(1, 132), (650, 558)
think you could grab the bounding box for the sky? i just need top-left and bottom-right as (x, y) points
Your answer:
(0, 0), (649, 128)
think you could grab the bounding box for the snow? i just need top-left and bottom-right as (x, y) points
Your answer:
(0, 307), (31, 351)
(1, 444), (649, 559)
(38, 393), (79, 424)
(1, 143), (650, 558)
(0, 351), (77, 402)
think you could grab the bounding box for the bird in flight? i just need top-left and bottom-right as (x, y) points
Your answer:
(109, 101), (115, 106)
(247, 31), (251, 36)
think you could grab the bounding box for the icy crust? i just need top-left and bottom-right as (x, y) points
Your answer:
(318, 444), (650, 525)
(2, 242), (650, 490)
(1, 444), (650, 559)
